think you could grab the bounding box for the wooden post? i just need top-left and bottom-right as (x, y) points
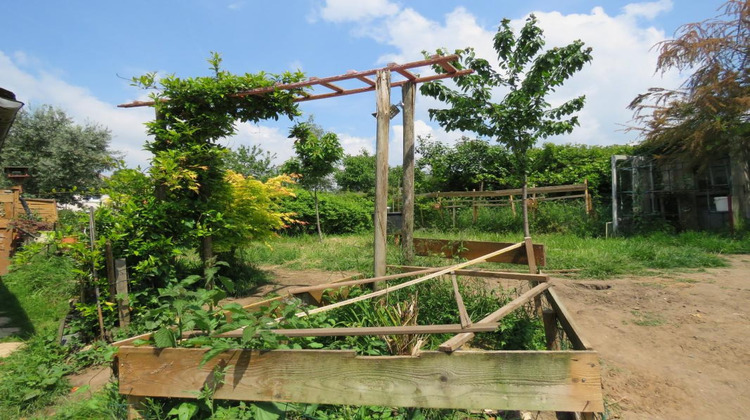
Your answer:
(115, 258), (131, 328)
(451, 198), (457, 228)
(401, 81), (415, 264)
(524, 236), (542, 317)
(472, 189), (478, 224)
(510, 195), (516, 216)
(373, 69), (391, 281)
(127, 395), (146, 419)
(542, 309), (559, 350)
(584, 179), (593, 217)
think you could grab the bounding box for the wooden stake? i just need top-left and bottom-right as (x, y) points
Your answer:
(525, 236), (542, 317)
(88, 207), (105, 340)
(543, 309), (559, 350)
(105, 241), (116, 300)
(115, 258), (131, 328)
(510, 195), (516, 216)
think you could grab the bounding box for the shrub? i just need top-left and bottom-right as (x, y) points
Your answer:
(280, 189), (373, 235)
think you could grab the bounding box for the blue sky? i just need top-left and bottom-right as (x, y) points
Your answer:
(2, 0), (725, 167)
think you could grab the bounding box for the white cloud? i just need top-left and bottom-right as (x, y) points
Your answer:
(318, 2), (684, 147)
(318, 0), (399, 23)
(0, 50), (153, 167)
(622, 0), (673, 20)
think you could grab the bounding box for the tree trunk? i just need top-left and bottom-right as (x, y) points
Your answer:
(522, 176), (530, 237)
(314, 188), (323, 242)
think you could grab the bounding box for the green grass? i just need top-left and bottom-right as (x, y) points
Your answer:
(0, 253), (76, 341)
(245, 230), (750, 279)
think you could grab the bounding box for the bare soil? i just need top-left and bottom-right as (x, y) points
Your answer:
(553, 255), (750, 419)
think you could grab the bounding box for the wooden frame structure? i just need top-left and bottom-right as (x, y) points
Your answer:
(115, 238), (602, 419)
(119, 54), (472, 277)
(415, 182), (594, 225)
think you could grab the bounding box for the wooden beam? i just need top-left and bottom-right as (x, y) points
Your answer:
(451, 272), (471, 328)
(401, 81), (416, 263)
(438, 61), (458, 73)
(356, 75), (377, 86)
(218, 323), (500, 338)
(417, 184), (588, 199)
(296, 242), (524, 320)
(439, 282), (551, 352)
(412, 238), (546, 267)
(394, 67), (417, 80)
(389, 265), (550, 282)
(545, 288), (593, 351)
(117, 347), (604, 413)
(373, 69), (390, 280)
(288, 268), (436, 295)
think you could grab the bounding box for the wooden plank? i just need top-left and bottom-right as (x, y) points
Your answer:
(389, 265), (550, 282)
(412, 237), (546, 267)
(117, 347), (603, 413)
(218, 323), (500, 338)
(450, 272), (471, 328)
(545, 288), (592, 351)
(438, 60), (458, 73)
(288, 268), (436, 295)
(295, 243), (524, 319)
(543, 309), (560, 350)
(439, 282), (551, 352)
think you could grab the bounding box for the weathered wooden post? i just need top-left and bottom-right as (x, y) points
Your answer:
(373, 69), (391, 281)
(401, 81), (415, 264)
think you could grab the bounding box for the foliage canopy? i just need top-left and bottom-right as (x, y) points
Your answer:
(629, 0), (750, 165)
(1, 105), (118, 201)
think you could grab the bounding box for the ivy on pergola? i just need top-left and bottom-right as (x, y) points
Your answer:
(120, 54), (473, 275)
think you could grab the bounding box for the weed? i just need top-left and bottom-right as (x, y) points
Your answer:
(630, 310), (665, 327)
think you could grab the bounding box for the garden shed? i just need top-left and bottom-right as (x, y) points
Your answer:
(611, 154), (750, 233)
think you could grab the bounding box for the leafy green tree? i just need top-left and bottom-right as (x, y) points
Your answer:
(421, 15), (593, 236)
(1, 105), (118, 201)
(283, 121), (344, 241)
(223, 144), (277, 180)
(128, 52), (305, 280)
(335, 149), (376, 193)
(629, 0), (749, 166)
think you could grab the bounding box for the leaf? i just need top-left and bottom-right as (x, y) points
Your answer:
(199, 341), (232, 367)
(168, 402), (199, 420)
(153, 327), (177, 348)
(242, 325), (257, 344)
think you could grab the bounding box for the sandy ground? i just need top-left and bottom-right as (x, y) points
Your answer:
(553, 255), (750, 419)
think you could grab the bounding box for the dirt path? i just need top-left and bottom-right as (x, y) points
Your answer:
(553, 255), (750, 419)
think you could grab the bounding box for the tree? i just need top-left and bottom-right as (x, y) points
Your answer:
(223, 144), (277, 180)
(628, 1), (749, 166)
(284, 121), (344, 241)
(421, 15), (593, 236)
(335, 149), (376, 193)
(1, 105), (118, 201)
(130, 52), (305, 279)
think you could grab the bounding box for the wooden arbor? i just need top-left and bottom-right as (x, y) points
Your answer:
(119, 54), (473, 276)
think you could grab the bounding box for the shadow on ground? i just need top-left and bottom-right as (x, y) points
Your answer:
(0, 278), (34, 339)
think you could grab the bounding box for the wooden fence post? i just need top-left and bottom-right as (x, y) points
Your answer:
(115, 258), (131, 328)
(542, 309), (559, 350)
